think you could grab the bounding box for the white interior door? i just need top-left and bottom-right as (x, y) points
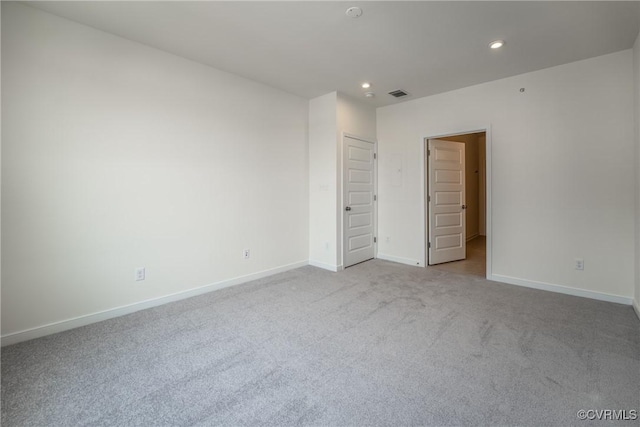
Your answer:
(428, 139), (466, 265)
(344, 136), (375, 268)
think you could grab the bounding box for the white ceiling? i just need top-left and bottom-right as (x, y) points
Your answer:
(26, 1), (640, 107)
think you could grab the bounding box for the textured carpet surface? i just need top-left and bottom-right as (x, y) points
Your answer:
(2, 260), (639, 426)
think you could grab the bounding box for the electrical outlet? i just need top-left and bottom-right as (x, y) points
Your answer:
(135, 267), (145, 281)
(243, 249), (250, 259)
(575, 258), (584, 271)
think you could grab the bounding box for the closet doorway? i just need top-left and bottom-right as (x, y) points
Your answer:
(426, 132), (486, 277)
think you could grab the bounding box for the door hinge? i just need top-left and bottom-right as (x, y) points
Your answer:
(427, 149), (431, 156)
(374, 237), (377, 243)
(374, 194), (377, 201)
(428, 195), (431, 202)
(374, 153), (377, 160)
(428, 242), (431, 248)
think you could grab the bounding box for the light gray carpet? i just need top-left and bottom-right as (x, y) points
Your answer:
(2, 260), (639, 426)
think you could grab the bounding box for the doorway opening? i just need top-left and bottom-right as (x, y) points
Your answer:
(426, 131), (487, 277)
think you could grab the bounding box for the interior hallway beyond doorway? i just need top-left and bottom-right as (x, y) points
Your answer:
(430, 236), (486, 277)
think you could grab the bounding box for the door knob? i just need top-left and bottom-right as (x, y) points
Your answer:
(461, 205), (467, 209)
(345, 206), (352, 211)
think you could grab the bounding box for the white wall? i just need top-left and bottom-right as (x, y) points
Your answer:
(378, 50), (636, 301)
(0, 3), (3, 330)
(634, 31), (640, 316)
(337, 93), (377, 143)
(1, 3), (309, 338)
(309, 92), (338, 269)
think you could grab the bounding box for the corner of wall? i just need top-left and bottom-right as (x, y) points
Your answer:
(308, 93), (339, 269)
(0, 1), (3, 326)
(634, 30), (640, 318)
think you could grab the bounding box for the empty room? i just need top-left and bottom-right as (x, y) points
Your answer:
(2, 1), (640, 426)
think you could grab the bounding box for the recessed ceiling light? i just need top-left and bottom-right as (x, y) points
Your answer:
(346, 7), (363, 18)
(361, 82), (371, 89)
(489, 40), (505, 49)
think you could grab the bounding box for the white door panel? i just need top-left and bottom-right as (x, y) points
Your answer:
(344, 136), (375, 268)
(428, 139), (466, 265)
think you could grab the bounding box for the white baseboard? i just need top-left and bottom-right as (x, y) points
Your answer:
(308, 260), (343, 272)
(1, 260), (308, 347)
(633, 299), (640, 321)
(376, 253), (423, 268)
(490, 274), (633, 305)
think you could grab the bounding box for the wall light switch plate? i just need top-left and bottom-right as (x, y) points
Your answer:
(135, 267), (145, 281)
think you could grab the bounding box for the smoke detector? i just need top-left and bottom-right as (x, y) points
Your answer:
(346, 7), (363, 18)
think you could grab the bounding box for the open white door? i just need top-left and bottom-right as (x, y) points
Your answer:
(344, 136), (375, 268)
(428, 139), (466, 265)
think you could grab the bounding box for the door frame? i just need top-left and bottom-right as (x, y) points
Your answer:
(341, 132), (378, 268)
(421, 126), (492, 278)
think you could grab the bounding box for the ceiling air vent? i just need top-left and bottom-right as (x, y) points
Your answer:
(389, 89), (410, 98)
